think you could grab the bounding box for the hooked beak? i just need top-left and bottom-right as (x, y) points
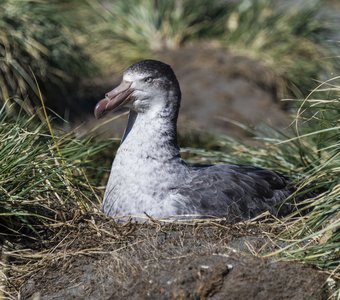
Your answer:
(94, 80), (133, 119)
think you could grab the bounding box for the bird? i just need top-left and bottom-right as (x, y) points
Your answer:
(94, 59), (296, 222)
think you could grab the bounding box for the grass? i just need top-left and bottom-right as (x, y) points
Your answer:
(268, 78), (339, 271)
(0, 0), (95, 114)
(90, 0), (339, 98)
(91, 0), (227, 63)
(0, 108), (112, 240)
(221, 0), (339, 98)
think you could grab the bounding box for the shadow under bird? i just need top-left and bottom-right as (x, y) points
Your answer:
(94, 59), (297, 221)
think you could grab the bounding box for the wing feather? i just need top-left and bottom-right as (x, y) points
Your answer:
(175, 164), (294, 221)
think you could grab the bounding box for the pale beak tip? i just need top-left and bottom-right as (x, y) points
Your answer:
(94, 99), (109, 119)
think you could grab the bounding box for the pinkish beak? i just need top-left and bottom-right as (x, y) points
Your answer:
(94, 80), (133, 119)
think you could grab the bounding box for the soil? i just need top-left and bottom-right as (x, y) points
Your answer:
(12, 215), (330, 300)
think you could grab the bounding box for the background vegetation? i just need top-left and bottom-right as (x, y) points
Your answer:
(0, 0), (94, 116)
(0, 111), (111, 239)
(93, 0), (338, 97)
(1, 0), (339, 111)
(0, 0), (339, 298)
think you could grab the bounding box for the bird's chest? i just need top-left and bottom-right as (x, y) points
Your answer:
(103, 149), (185, 216)
(112, 153), (176, 192)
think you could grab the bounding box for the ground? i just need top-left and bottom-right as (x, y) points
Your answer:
(6, 214), (330, 300)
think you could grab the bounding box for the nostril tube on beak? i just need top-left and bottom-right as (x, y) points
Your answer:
(94, 80), (134, 119)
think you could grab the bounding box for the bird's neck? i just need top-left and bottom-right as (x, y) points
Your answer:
(118, 102), (180, 162)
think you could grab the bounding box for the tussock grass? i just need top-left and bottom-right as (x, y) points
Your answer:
(0, 0), (95, 113)
(90, 0), (338, 98)
(0, 109), (111, 239)
(268, 78), (339, 273)
(87, 0), (228, 72)
(222, 0), (339, 97)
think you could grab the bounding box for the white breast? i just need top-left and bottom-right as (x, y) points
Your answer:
(102, 111), (188, 218)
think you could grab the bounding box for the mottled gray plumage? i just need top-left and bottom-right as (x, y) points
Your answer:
(174, 164), (294, 222)
(95, 59), (296, 221)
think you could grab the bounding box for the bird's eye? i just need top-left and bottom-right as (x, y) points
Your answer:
(144, 77), (154, 83)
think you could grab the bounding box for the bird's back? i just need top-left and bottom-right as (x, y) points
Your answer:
(174, 164), (295, 221)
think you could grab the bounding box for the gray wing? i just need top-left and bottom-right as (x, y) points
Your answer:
(175, 164), (294, 221)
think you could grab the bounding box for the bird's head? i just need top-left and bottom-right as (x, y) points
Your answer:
(94, 60), (181, 119)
